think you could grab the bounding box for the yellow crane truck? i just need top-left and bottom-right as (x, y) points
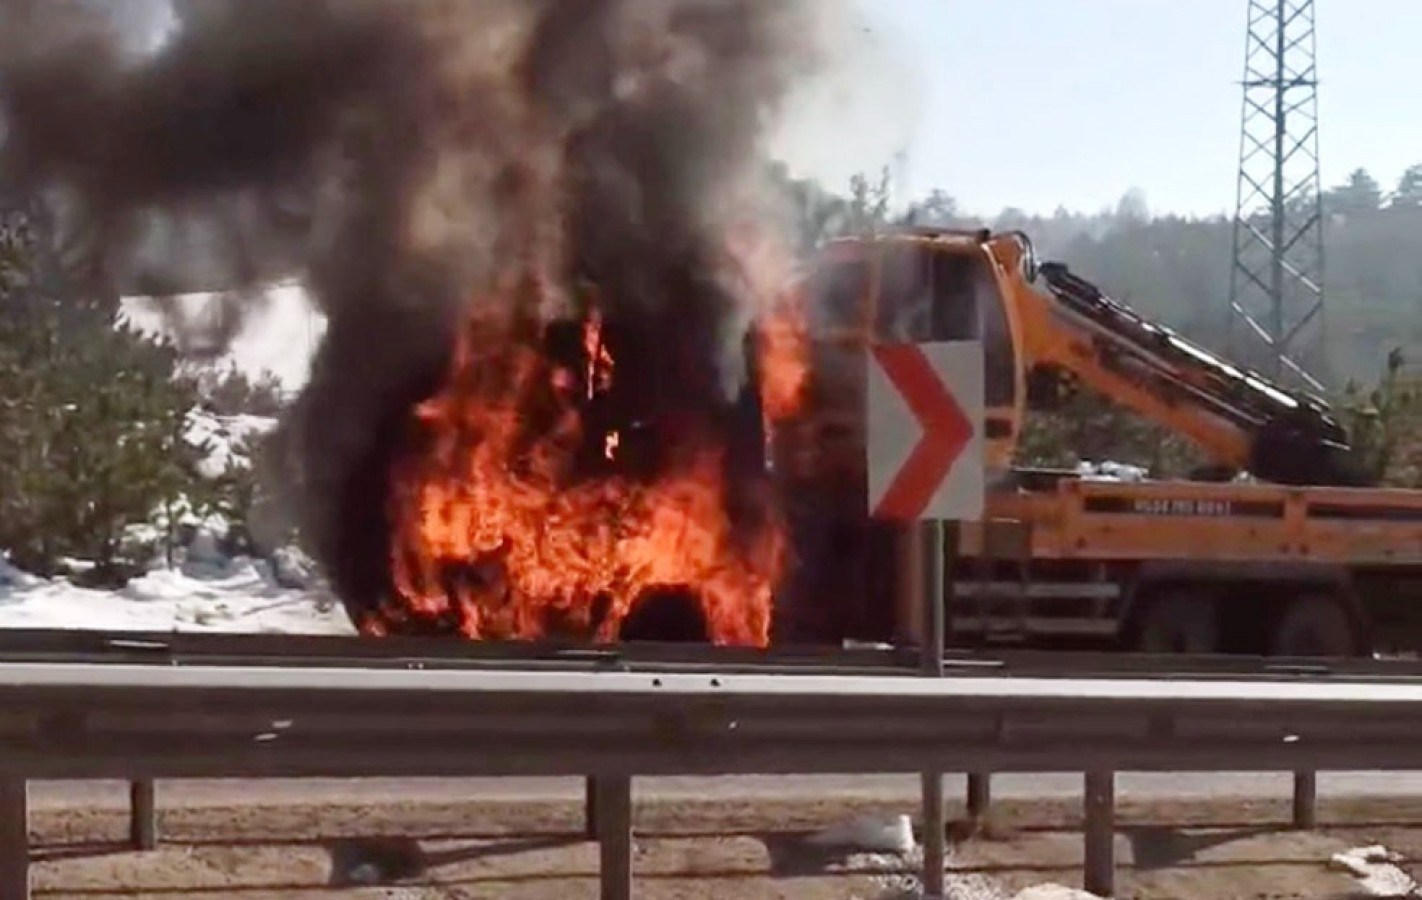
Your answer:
(773, 228), (1422, 658)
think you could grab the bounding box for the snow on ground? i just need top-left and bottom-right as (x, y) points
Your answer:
(0, 555), (354, 635)
(0, 406), (355, 637)
(2, 403), (352, 636)
(1329, 845), (1420, 897)
(0, 556), (350, 636)
(0, 405), (355, 637)
(0, 289), (334, 636)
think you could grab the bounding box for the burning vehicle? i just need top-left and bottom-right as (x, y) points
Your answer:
(338, 243), (811, 647)
(16, 4), (1412, 661)
(0, 0), (844, 648)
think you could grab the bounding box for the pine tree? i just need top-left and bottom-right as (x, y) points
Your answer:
(0, 201), (215, 585)
(1390, 165), (1422, 210)
(196, 364), (288, 417)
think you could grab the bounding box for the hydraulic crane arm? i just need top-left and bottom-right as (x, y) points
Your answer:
(788, 228), (1367, 488)
(1013, 256), (1365, 486)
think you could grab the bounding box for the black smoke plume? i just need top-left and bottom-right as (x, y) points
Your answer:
(0, 0), (838, 631)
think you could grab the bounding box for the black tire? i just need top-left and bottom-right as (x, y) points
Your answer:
(1132, 591), (1220, 654)
(1269, 595), (1360, 658)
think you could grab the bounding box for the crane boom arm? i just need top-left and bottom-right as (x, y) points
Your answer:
(1011, 257), (1363, 486)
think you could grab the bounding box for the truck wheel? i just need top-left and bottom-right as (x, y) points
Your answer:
(1269, 595), (1360, 658)
(1132, 592), (1219, 654)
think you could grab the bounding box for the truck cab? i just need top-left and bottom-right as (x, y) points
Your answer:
(787, 228), (1031, 486)
(772, 229), (1031, 644)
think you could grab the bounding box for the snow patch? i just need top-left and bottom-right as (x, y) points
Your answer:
(0, 553), (352, 636)
(1329, 845), (1419, 897)
(1075, 460), (1149, 482)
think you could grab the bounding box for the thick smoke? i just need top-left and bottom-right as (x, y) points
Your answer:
(0, 0), (839, 618)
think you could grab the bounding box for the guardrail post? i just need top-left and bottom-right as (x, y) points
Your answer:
(1083, 771), (1115, 898)
(1292, 771), (1317, 830)
(918, 520), (949, 899)
(130, 780), (157, 850)
(921, 772), (946, 899)
(584, 776), (599, 839)
(966, 772), (991, 822)
(596, 775), (632, 900)
(0, 780), (29, 900)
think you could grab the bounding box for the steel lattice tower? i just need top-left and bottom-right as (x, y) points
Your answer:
(1227, 0), (1327, 390)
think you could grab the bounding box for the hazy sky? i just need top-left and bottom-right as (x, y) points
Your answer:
(774, 0), (1422, 218)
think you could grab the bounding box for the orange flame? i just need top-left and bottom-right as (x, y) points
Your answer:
(757, 302), (809, 423)
(723, 219), (808, 426)
(583, 309), (614, 400)
(381, 259), (806, 647)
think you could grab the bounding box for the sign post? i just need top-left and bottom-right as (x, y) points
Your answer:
(866, 340), (984, 900)
(919, 517), (948, 899)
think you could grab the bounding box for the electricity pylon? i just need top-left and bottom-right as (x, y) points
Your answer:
(1227, 0), (1327, 390)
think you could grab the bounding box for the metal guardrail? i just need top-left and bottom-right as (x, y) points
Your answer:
(0, 626), (1418, 680)
(2, 633), (1420, 898)
(2, 662), (1422, 779)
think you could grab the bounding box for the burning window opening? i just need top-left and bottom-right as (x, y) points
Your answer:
(366, 250), (809, 648)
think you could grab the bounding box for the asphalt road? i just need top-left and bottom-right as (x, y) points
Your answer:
(23, 772), (1422, 811)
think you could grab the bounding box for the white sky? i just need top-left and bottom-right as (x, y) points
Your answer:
(772, 0), (1422, 217)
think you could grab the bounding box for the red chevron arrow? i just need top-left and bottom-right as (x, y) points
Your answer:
(871, 344), (975, 520)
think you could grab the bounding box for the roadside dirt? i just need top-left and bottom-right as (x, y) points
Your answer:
(25, 792), (1422, 899)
